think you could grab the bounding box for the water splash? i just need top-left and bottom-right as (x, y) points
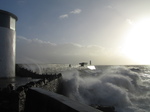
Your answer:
(59, 66), (150, 112)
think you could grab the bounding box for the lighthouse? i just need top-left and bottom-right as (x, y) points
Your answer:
(0, 10), (18, 78)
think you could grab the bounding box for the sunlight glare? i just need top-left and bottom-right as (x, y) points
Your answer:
(122, 18), (150, 64)
(87, 65), (96, 70)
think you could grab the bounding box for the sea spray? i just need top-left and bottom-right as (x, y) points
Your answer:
(59, 70), (85, 103)
(59, 66), (150, 112)
(21, 64), (73, 74)
(17, 64), (150, 112)
(21, 64), (44, 74)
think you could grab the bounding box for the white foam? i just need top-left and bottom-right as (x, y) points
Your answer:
(60, 66), (150, 112)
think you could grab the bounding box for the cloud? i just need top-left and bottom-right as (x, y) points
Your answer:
(59, 14), (68, 19)
(16, 36), (132, 65)
(59, 9), (82, 19)
(70, 9), (82, 14)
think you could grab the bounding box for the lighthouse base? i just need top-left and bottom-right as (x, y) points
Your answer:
(0, 27), (16, 78)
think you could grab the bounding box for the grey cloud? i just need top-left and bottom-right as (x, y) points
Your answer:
(59, 14), (68, 19)
(59, 9), (82, 19)
(70, 9), (82, 14)
(16, 36), (130, 64)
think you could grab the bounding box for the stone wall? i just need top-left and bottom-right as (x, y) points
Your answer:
(0, 72), (62, 112)
(17, 77), (61, 112)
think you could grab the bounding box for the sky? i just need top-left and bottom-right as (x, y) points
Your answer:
(1, 0), (150, 65)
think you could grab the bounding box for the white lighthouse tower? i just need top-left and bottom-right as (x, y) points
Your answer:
(0, 10), (18, 78)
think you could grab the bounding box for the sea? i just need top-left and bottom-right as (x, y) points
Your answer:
(2, 64), (150, 112)
(20, 64), (150, 112)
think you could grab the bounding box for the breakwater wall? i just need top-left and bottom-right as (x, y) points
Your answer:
(0, 65), (62, 112)
(25, 88), (101, 112)
(0, 76), (62, 112)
